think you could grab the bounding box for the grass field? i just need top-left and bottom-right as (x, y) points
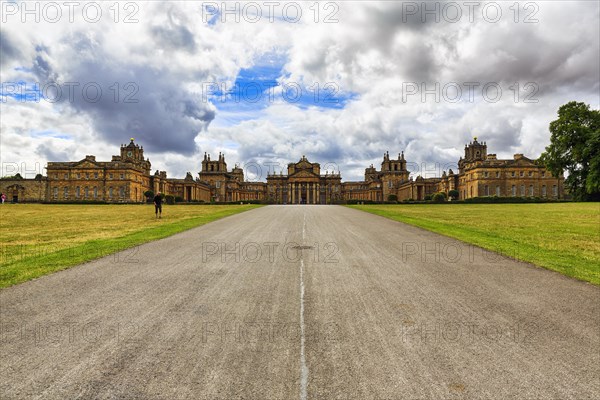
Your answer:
(0, 204), (261, 288)
(348, 203), (600, 285)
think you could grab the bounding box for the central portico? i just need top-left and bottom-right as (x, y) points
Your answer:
(267, 155), (342, 204)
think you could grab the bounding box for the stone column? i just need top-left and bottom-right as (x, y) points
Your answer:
(291, 183), (295, 204)
(316, 184), (320, 204)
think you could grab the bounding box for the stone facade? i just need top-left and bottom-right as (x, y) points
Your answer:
(0, 175), (47, 203)
(266, 156), (343, 204)
(3, 137), (565, 203)
(391, 138), (565, 201)
(44, 139), (211, 203)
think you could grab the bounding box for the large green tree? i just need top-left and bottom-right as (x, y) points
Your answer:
(540, 101), (600, 201)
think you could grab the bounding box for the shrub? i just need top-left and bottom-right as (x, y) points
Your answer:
(448, 189), (459, 200)
(165, 194), (175, 205)
(175, 196), (184, 203)
(424, 194), (433, 201)
(387, 194), (398, 202)
(432, 192), (446, 203)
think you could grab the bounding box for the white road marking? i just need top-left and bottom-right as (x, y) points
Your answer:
(300, 212), (309, 400)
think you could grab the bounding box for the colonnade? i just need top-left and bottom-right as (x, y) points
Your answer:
(287, 182), (320, 204)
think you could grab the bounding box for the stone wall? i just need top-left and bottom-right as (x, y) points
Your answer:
(0, 178), (47, 202)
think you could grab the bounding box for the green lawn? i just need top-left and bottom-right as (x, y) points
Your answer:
(0, 204), (261, 288)
(348, 203), (600, 285)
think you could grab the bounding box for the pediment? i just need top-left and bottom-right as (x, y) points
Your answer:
(290, 170), (319, 179)
(74, 160), (100, 168)
(295, 160), (313, 169)
(510, 158), (537, 167)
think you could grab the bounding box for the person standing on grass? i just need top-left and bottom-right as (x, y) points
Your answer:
(153, 192), (163, 219)
(0, 193), (5, 204)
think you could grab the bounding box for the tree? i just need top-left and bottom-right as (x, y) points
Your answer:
(540, 101), (600, 201)
(387, 194), (398, 202)
(448, 190), (459, 200)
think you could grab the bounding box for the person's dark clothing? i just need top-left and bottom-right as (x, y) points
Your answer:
(153, 195), (163, 214)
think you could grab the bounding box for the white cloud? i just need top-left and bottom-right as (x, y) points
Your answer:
(1, 1), (598, 181)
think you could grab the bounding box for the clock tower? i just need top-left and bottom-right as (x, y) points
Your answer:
(120, 138), (151, 172)
(121, 138), (144, 161)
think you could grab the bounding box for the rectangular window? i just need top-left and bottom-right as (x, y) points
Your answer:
(542, 185), (547, 197)
(216, 181), (221, 188)
(542, 171), (546, 178)
(109, 173), (113, 179)
(63, 187), (68, 199)
(120, 173), (125, 180)
(94, 187), (98, 198)
(519, 171), (524, 177)
(496, 186), (501, 196)
(388, 180), (392, 188)
(94, 172), (99, 179)
(120, 187), (125, 198)
(553, 185), (558, 197)
(484, 185), (489, 196)
(109, 187), (113, 198)
(77, 173), (81, 179)
(529, 185), (534, 196)
(511, 171), (515, 177)
(84, 187), (89, 198)
(86, 173), (90, 179)
(76, 186), (80, 198)
(520, 185), (525, 196)
(511, 185), (516, 196)
(64, 173), (68, 179)
(53, 187), (58, 197)
(483, 171), (488, 178)
(528, 171), (533, 177)
(495, 172), (500, 178)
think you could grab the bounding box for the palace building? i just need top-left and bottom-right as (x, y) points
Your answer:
(0, 137), (565, 203)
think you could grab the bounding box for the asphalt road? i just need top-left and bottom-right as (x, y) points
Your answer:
(1, 205), (598, 399)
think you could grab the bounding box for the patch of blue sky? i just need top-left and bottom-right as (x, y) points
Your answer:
(30, 130), (72, 140)
(280, 82), (358, 110)
(205, 6), (220, 25)
(1, 81), (44, 102)
(208, 61), (358, 125)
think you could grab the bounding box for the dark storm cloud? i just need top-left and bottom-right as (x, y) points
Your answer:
(0, 32), (22, 66)
(35, 143), (72, 162)
(69, 63), (214, 155)
(27, 53), (214, 155)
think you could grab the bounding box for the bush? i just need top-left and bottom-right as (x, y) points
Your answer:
(174, 196), (184, 203)
(448, 189), (459, 200)
(424, 194), (433, 201)
(432, 192), (446, 203)
(387, 194), (398, 202)
(165, 194), (175, 205)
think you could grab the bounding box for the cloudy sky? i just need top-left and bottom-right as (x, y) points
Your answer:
(1, 1), (598, 181)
